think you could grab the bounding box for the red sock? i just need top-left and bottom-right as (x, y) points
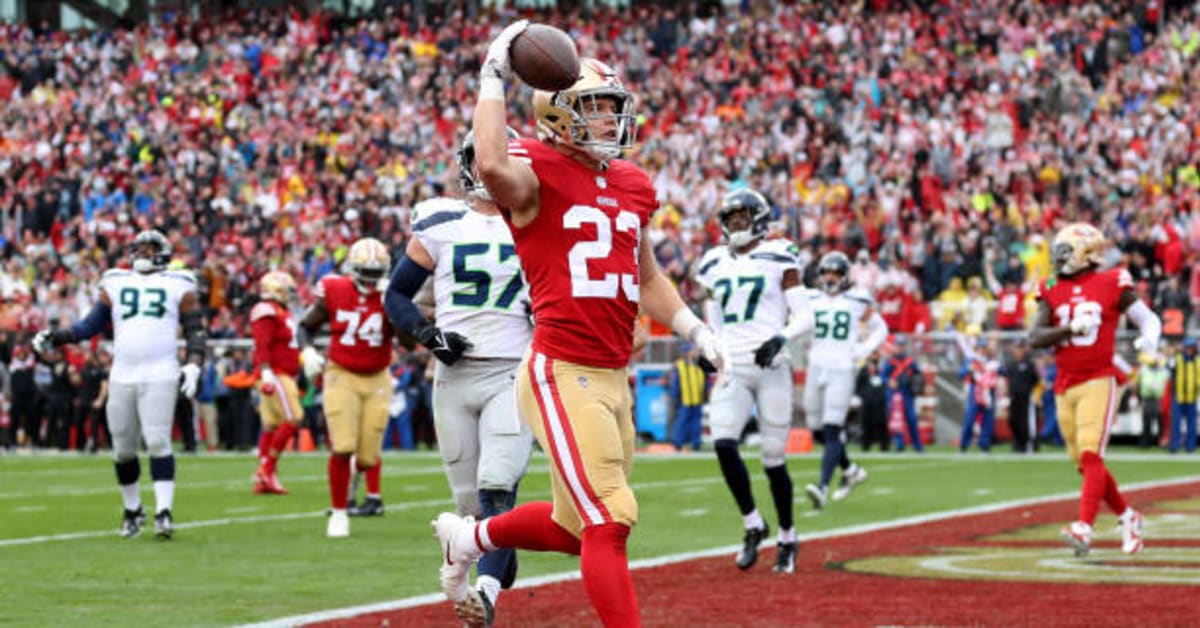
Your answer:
(484, 501), (581, 555)
(1103, 467), (1128, 515)
(328, 455), (352, 509)
(581, 523), (641, 628)
(258, 430), (274, 464)
(1078, 452), (1106, 526)
(358, 459), (382, 496)
(270, 422), (298, 460)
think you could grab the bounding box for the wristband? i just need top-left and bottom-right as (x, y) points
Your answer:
(479, 76), (505, 102)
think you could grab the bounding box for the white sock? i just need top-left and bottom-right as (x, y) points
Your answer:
(742, 509), (765, 531)
(153, 480), (174, 514)
(477, 518), (497, 552)
(477, 575), (501, 605)
(1120, 507), (1136, 521)
(778, 527), (796, 543)
(331, 508), (347, 516)
(119, 483), (141, 512)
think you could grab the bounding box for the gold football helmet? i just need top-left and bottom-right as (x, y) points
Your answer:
(1051, 223), (1106, 277)
(259, 271), (297, 304)
(532, 57), (636, 162)
(345, 238), (391, 292)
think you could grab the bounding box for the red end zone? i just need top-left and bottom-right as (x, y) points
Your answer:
(316, 482), (1200, 627)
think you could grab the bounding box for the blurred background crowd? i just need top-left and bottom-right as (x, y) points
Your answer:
(1, 0), (1199, 451)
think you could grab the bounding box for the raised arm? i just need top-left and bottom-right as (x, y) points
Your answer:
(475, 21), (540, 223)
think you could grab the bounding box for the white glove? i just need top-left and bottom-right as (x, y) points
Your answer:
(692, 325), (723, 372)
(301, 346), (326, 380)
(1133, 336), (1156, 354)
(179, 363), (201, 399)
(481, 19), (529, 81)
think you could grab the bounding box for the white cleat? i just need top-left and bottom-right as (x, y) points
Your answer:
(1119, 510), (1144, 555)
(327, 509), (350, 538)
(832, 465), (868, 501)
(805, 483), (827, 510)
(1060, 521), (1092, 557)
(432, 512), (482, 603)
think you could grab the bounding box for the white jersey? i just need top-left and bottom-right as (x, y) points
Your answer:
(100, 268), (196, 384)
(806, 287), (874, 370)
(413, 197), (531, 359)
(697, 239), (801, 365)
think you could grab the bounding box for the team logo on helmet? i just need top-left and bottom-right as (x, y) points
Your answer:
(345, 238), (391, 292)
(532, 58), (637, 163)
(818, 251), (852, 295)
(131, 230), (172, 274)
(718, 188), (771, 248)
(259, 271), (297, 304)
(1051, 223), (1106, 277)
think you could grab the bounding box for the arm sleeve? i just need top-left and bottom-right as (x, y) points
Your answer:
(781, 286), (814, 339)
(383, 255), (433, 335)
(702, 299), (724, 334)
(69, 301), (112, 340)
(860, 312), (888, 357)
(1125, 299), (1162, 349)
(250, 317), (274, 372)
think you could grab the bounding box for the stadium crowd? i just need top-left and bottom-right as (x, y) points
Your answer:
(2, 1), (1200, 449)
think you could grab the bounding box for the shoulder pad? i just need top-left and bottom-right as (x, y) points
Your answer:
(412, 197), (468, 233)
(163, 270), (197, 284)
(845, 288), (874, 305)
(250, 301), (278, 322)
(697, 247), (726, 277)
(102, 269), (132, 281)
(1115, 268), (1134, 290)
(749, 240), (800, 266)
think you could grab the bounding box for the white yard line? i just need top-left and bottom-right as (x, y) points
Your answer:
(243, 474), (1200, 628)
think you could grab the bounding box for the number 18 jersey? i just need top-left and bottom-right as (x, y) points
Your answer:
(502, 139), (657, 368)
(414, 197), (531, 360)
(1037, 267), (1130, 393)
(806, 287), (874, 370)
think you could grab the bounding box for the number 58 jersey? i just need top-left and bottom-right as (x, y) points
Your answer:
(806, 287), (874, 370)
(1037, 267), (1131, 393)
(696, 240), (800, 366)
(101, 268), (196, 384)
(414, 197), (532, 360)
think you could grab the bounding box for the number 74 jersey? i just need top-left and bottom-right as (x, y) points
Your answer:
(1037, 267), (1131, 393)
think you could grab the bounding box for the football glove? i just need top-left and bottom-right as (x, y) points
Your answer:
(481, 19), (529, 81)
(301, 346), (326, 380)
(179, 363), (201, 399)
(753, 335), (787, 368)
(32, 328), (74, 355)
(415, 323), (474, 367)
(692, 325), (727, 375)
(1132, 336), (1157, 354)
(260, 366), (277, 396)
(1068, 311), (1100, 336)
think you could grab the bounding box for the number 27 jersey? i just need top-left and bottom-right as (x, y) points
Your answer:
(1037, 267), (1131, 393)
(696, 240), (799, 365)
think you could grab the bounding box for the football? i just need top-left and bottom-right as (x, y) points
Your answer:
(510, 24), (581, 92)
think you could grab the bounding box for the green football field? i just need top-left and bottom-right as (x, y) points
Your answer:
(1, 447), (1195, 626)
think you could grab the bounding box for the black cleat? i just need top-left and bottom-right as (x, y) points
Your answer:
(736, 523), (770, 570)
(773, 542), (797, 574)
(348, 497), (384, 517)
(121, 507), (146, 538)
(154, 509), (174, 539)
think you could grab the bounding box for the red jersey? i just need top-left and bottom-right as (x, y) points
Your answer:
(1037, 267), (1133, 393)
(994, 286), (1026, 329)
(317, 274), (395, 373)
(250, 300), (301, 377)
(504, 139), (657, 368)
(876, 287), (906, 331)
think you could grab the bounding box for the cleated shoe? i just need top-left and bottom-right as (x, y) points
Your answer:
(772, 542), (797, 574)
(453, 586), (495, 628)
(1060, 521), (1092, 557)
(153, 509), (174, 539)
(120, 507), (146, 538)
(805, 483), (828, 510)
(432, 512), (482, 603)
(735, 523), (770, 571)
(832, 465), (868, 501)
(349, 497), (385, 517)
(1119, 509), (1144, 555)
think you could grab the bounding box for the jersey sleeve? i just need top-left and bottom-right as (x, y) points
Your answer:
(411, 198), (468, 265)
(695, 249), (723, 290)
(1115, 268), (1134, 291)
(249, 315), (275, 371)
(1036, 278), (1052, 302)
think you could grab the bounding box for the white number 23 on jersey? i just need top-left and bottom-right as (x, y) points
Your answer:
(565, 205), (640, 301)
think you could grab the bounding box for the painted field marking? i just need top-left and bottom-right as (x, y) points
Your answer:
(243, 474), (1200, 628)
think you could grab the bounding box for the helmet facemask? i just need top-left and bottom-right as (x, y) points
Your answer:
(534, 58), (638, 164)
(718, 189), (771, 249)
(458, 127), (520, 202)
(817, 252), (852, 295)
(130, 230), (172, 274)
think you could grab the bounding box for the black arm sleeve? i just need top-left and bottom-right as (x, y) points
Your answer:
(181, 307), (207, 365)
